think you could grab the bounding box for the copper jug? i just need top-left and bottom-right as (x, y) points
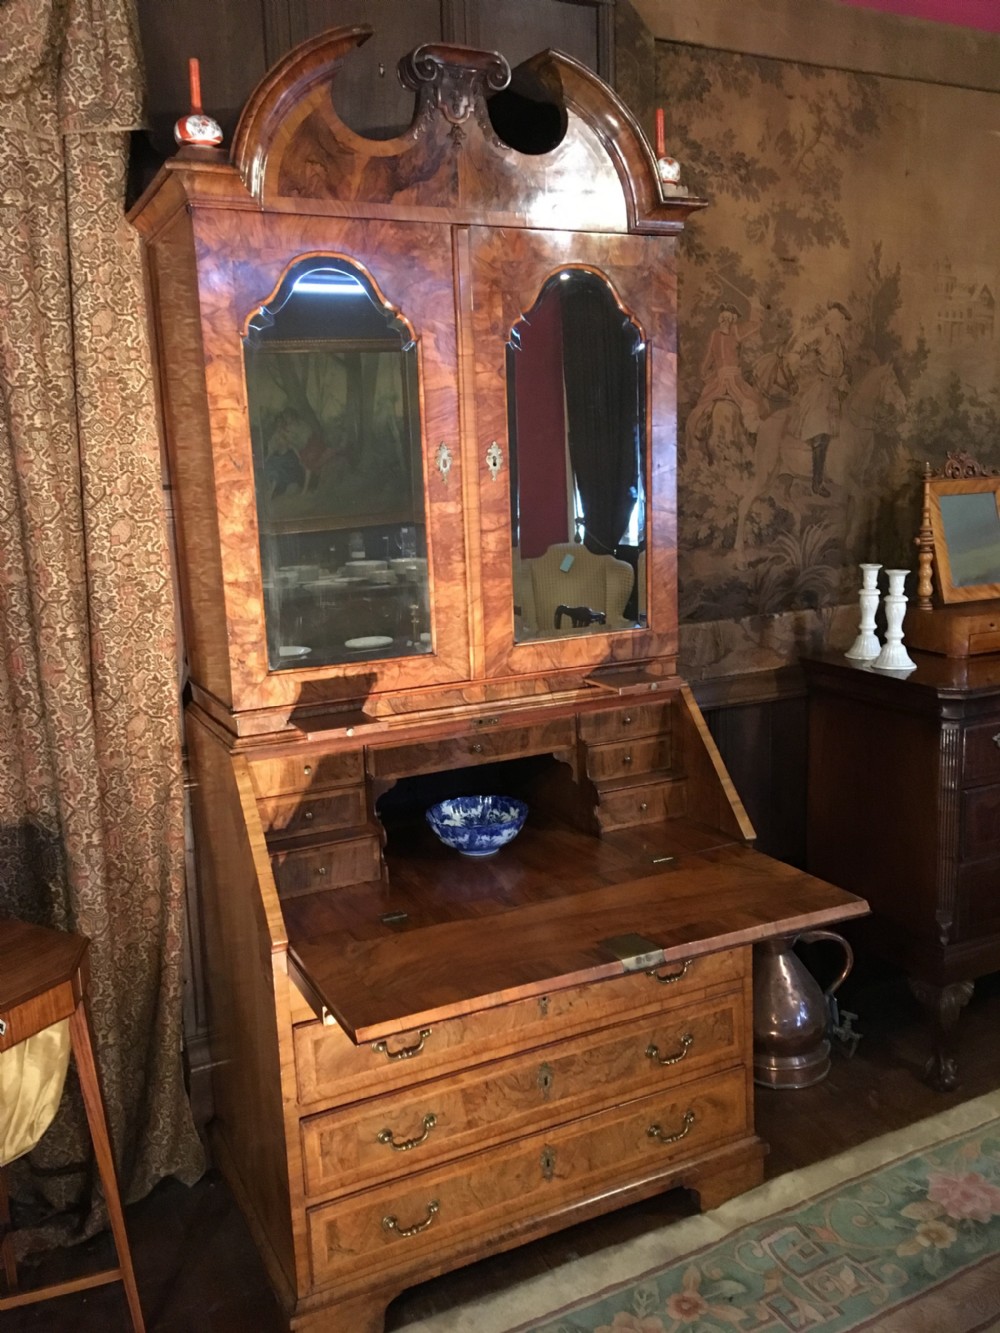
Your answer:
(752, 929), (854, 1089)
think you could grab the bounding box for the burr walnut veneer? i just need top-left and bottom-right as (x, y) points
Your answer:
(131, 29), (865, 1332)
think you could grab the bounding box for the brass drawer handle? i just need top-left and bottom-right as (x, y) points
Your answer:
(383, 1200), (440, 1236)
(377, 1112), (437, 1152)
(646, 1032), (694, 1066)
(993, 733), (1000, 748)
(303, 810), (314, 822)
(0, 1018), (6, 1037)
(647, 959), (691, 985)
(471, 742), (483, 754)
(647, 1109), (696, 1145)
(315, 864), (328, 877)
(372, 1028), (432, 1061)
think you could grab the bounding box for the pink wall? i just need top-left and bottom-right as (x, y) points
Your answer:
(837, 0), (1000, 32)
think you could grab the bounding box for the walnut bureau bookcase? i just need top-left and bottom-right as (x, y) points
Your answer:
(130, 29), (866, 1333)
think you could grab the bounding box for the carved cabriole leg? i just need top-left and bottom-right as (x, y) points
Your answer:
(909, 977), (974, 1092)
(291, 1289), (388, 1333)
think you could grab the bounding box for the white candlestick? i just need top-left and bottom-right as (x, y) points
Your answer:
(845, 563), (882, 660)
(872, 568), (916, 672)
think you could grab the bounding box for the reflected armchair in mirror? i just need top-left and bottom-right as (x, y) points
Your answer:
(518, 542), (636, 638)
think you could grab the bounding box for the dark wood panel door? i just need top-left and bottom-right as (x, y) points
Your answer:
(288, 0), (448, 137)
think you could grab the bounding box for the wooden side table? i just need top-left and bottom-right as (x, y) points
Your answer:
(0, 918), (144, 1330)
(803, 652), (1000, 1090)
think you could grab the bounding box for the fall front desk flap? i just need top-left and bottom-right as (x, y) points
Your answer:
(284, 819), (868, 1044)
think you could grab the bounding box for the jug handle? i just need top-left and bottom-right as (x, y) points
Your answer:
(792, 929), (854, 998)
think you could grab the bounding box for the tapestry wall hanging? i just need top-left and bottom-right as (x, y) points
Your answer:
(663, 42), (1000, 675)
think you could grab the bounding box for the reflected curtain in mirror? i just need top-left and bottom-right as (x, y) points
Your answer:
(507, 269), (647, 642)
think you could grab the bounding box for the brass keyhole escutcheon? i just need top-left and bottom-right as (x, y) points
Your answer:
(540, 1145), (557, 1181)
(537, 1062), (554, 1098)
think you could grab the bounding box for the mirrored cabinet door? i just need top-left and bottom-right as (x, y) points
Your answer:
(243, 255), (433, 671)
(190, 213), (473, 706)
(470, 227), (680, 680)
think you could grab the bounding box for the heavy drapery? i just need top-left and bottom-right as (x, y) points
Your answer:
(0, 0), (203, 1237)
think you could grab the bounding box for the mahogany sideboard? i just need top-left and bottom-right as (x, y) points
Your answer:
(804, 651), (1000, 1091)
(131, 29), (866, 1331)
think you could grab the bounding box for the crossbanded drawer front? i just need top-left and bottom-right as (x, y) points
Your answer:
(272, 835), (382, 896)
(585, 735), (672, 783)
(578, 702), (672, 743)
(963, 722), (1000, 785)
(300, 995), (744, 1198)
(259, 787), (366, 838)
(368, 718), (575, 780)
(306, 1066), (749, 1291)
(249, 750), (363, 797)
(292, 949), (747, 1107)
(596, 777), (685, 830)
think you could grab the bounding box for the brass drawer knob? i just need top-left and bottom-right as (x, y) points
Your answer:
(377, 1112), (437, 1152)
(622, 714), (633, 726)
(303, 810), (314, 821)
(993, 733), (1000, 748)
(315, 864), (328, 877)
(471, 742), (483, 754)
(647, 959), (691, 985)
(382, 1200), (440, 1236)
(647, 1109), (696, 1145)
(646, 1032), (694, 1066)
(371, 1028), (432, 1061)
(623, 752), (633, 765)
(303, 764), (313, 776)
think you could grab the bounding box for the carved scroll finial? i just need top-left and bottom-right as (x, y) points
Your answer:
(399, 43), (511, 128)
(941, 449), (999, 479)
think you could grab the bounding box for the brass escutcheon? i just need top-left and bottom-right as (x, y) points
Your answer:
(647, 1109), (696, 1145)
(377, 1112), (437, 1152)
(540, 1145), (557, 1181)
(371, 1028), (432, 1061)
(646, 1032), (694, 1066)
(382, 1200), (440, 1236)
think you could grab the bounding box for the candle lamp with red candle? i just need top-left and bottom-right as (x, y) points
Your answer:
(654, 106), (683, 189)
(174, 57), (224, 149)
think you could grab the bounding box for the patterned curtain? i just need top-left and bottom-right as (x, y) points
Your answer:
(0, 0), (203, 1237)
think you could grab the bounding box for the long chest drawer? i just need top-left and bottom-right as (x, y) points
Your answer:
(300, 993), (745, 1199)
(963, 721), (1000, 786)
(306, 1065), (750, 1293)
(292, 947), (746, 1108)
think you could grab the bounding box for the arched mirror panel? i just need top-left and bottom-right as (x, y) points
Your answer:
(243, 257), (430, 670)
(507, 268), (648, 643)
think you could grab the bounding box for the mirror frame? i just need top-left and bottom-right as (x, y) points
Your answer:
(929, 473), (1000, 604)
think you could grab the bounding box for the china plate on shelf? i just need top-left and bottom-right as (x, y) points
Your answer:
(279, 645), (311, 659)
(344, 636), (394, 651)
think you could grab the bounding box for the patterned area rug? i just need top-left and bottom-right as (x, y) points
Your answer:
(398, 1089), (1000, 1333)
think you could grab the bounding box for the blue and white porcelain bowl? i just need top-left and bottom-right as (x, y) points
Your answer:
(425, 796), (528, 858)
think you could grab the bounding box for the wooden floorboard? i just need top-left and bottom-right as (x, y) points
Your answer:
(4, 958), (1000, 1331)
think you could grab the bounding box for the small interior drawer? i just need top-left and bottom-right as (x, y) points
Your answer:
(596, 776), (685, 831)
(249, 750), (364, 798)
(368, 717), (575, 780)
(292, 948), (747, 1108)
(585, 735), (672, 783)
(578, 701), (672, 743)
(300, 993), (745, 1199)
(259, 787), (367, 838)
(272, 834), (382, 897)
(963, 722), (1000, 785)
(306, 1066), (750, 1291)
